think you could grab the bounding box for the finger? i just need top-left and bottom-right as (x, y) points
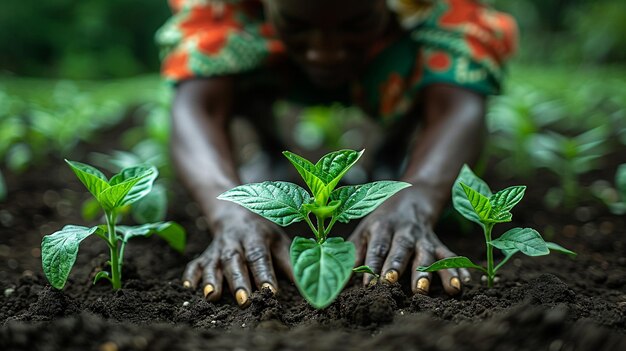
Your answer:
(459, 268), (471, 283)
(437, 268), (462, 296)
(182, 258), (203, 289)
(411, 243), (434, 295)
(221, 246), (253, 308)
(200, 255), (223, 302)
(434, 244), (462, 295)
(381, 228), (415, 284)
(244, 239), (278, 294)
(362, 224), (392, 285)
(272, 235), (294, 282)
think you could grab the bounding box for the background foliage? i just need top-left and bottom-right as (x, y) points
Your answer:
(0, 0), (169, 79)
(0, 0), (625, 211)
(1, 1), (625, 78)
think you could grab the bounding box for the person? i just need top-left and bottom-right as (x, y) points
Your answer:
(156, 0), (517, 307)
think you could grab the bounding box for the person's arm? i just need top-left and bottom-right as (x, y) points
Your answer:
(172, 78), (291, 307)
(349, 83), (485, 295)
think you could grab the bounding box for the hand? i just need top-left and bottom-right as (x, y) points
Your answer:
(182, 209), (293, 307)
(348, 189), (470, 295)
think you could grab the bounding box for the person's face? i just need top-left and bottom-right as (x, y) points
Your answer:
(266, 0), (390, 89)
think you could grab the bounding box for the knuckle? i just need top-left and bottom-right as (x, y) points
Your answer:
(390, 254), (406, 266)
(368, 242), (390, 257)
(394, 234), (415, 249)
(245, 246), (268, 263)
(228, 269), (245, 281)
(220, 248), (241, 262)
(436, 245), (455, 258)
(418, 239), (435, 252)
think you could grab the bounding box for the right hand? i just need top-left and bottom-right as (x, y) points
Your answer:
(182, 210), (293, 307)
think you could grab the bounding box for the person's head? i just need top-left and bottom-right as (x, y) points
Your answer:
(265, 0), (391, 89)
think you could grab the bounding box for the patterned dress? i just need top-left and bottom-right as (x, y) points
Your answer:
(156, 0), (518, 123)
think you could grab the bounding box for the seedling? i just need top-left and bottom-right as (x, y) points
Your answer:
(41, 160), (186, 290)
(418, 165), (576, 288)
(83, 141), (171, 224)
(353, 265), (380, 282)
(218, 149), (410, 308)
(530, 127), (608, 209)
(593, 164), (626, 215)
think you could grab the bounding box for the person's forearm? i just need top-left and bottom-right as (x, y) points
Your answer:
(401, 84), (486, 226)
(171, 77), (243, 228)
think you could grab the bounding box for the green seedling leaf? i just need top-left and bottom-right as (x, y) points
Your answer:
(117, 222), (186, 253)
(41, 225), (100, 289)
(302, 200), (341, 219)
(489, 210), (513, 223)
(331, 181), (411, 223)
(353, 265), (379, 277)
(132, 184), (167, 223)
(97, 176), (144, 211)
(218, 181), (311, 226)
(460, 183), (492, 222)
(109, 165), (158, 207)
(316, 149), (363, 191)
(290, 237), (355, 309)
(282, 150), (363, 205)
(282, 151), (329, 203)
(490, 228), (549, 257)
(417, 256), (486, 273)
(93, 271), (111, 284)
(65, 160), (110, 200)
(546, 242), (577, 257)
(490, 186), (526, 213)
(452, 165), (491, 226)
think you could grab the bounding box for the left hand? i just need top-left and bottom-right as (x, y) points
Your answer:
(348, 188), (470, 295)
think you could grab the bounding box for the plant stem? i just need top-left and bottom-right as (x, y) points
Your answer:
(119, 241), (127, 269)
(484, 223), (495, 288)
(323, 217), (338, 238)
(105, 211), (122, 289)
(316, 216), (325, 243)
(304, 214), (320, 241)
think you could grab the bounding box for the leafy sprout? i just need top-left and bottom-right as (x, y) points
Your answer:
(218, 149), (410, 308)
(41, 160), (186, 290)
(417, 165), (576, 288)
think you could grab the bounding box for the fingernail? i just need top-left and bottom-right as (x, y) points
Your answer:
(183, 280), (191, 289)
(203, 284), (215, 298)
(416, 277), (430, 295)
(236, 289), (250, 307)
(384, 270), (398, 284)
(261, 282), (277, 294)
(450, 277), (461, 292)
(463, 276), (471, 283)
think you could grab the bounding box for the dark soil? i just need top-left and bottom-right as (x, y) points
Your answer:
(1, 143), (625, 350)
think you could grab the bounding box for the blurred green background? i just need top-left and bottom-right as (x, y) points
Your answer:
(0, 0), (625, 212)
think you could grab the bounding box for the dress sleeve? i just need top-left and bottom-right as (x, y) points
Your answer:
(155, 0), (285, 83)
(410, 0), (518, 95)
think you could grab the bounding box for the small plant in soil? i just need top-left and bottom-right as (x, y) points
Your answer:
(353, 265), (380, 282)
(594, 163), (626, 215)
(218, 149), (410, 308)
(418, 165), (576, 287)
(41, 160), (186, 290)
